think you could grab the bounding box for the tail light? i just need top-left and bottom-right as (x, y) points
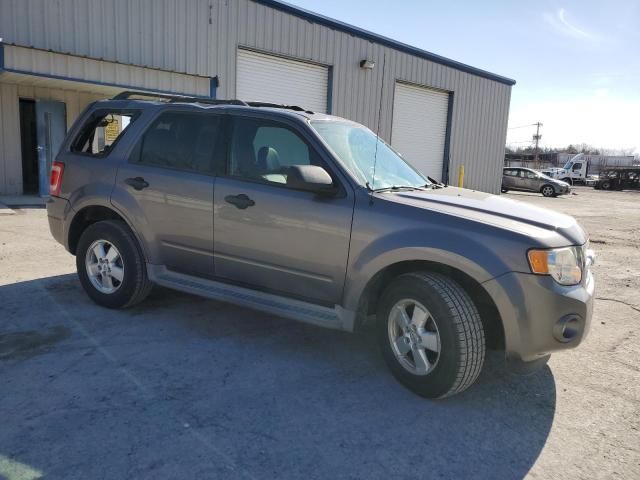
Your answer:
(50, 161), (65, 196)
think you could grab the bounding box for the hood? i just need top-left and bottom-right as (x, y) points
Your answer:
(380, 187), (586, 246)
(551, 177), (570, 186)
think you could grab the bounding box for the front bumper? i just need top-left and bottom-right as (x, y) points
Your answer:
(483, 269), (594, 364)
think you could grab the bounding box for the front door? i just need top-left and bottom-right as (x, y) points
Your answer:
(115, 110), (222, 279)
(571, 162), (583, 180)
(35, 100), (66, 196)
(213, 115), (353, 305)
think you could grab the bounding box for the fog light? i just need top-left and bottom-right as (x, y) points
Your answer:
(553, 315), (582, 343)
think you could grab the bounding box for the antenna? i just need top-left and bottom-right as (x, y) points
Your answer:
(369, 53), (386, 199)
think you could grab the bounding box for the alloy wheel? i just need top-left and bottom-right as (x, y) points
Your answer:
(85, 239), (124, 294)
(387, 299), (441, 376)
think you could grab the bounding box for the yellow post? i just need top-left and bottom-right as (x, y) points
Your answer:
(458, 165), (465, 188)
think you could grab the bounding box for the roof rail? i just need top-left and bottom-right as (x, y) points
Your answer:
(111, 91), (248, 106)
(247, 101), (314, 114)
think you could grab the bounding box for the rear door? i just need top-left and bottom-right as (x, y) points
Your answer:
(113, 110), (223, 279)
(213, 113), (353, 305)
(502, 168), (518, 188)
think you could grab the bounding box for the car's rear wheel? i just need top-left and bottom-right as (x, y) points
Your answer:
(76, 220), (152, 308)
(377, 272), (485, 398)
(501, 186), (509, 193)
(541, 185), (556, 197)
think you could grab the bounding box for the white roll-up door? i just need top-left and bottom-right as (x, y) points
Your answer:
(236, 49), (329, 113)
(391, 82), (450, 181)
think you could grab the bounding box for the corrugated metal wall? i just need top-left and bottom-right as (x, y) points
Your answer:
(4, 45), (211, 96)
(0, 0), (512, 193)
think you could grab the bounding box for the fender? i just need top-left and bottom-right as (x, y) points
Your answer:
(342, 226), (514, 313)
(65, 191), (149, 260)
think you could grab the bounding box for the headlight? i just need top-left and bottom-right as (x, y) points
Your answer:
(528, 246), (583, 286)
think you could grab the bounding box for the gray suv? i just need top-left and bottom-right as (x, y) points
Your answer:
(47, 92), (595, 398)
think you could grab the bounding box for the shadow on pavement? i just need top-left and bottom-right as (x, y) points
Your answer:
(1, 274), (555, 479)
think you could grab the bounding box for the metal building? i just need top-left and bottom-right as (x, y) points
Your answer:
(0, 0), (514, 196)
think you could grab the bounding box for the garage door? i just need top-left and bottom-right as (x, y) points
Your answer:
(236, 49), (329, 113)
(391, 82), (450, 181)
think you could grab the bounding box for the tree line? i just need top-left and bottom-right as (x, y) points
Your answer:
(506, 144), (638, 158)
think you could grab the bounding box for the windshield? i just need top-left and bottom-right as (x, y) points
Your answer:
(310, 121), (429, 190)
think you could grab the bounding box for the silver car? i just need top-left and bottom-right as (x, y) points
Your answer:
(502, 167), (571, 197)
(47, 92), (595, 398)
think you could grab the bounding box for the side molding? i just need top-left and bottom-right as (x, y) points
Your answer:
(148, 265), (356, 332)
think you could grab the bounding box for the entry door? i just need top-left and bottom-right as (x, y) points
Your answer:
(35, 100), (66, 196)
(213, 116), (353, 305)
(115, 110), (221, 279)
(391, 82), (449, 181)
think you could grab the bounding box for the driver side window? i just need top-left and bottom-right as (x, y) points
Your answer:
(228, 117), (322, 186)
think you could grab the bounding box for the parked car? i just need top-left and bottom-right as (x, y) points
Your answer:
(502, 167), (571, 197)
(47, 92), (595, 399)
(594, 167), (640, 190)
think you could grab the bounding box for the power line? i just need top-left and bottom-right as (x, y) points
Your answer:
(507, 123), (537, 130)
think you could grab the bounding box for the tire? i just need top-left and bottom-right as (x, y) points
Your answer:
(377, 272), (485, 399)
(76, 220), (152, 309)
(601, 180), (611, 190)
(541, 185), (555, 197)
(501, 187), (509, 193)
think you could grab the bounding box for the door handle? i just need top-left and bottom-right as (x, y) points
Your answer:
(125, 177), (149, 191)
(224, 194), (255, 209)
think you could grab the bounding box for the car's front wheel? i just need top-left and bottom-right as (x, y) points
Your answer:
(76, 220), (152, 309)
(377, 272), (485, 398)
(541, 185), (556, 197)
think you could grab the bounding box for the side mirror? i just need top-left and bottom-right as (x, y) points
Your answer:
(287, 165), (336, 195)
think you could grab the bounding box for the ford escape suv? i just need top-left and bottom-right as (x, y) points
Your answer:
(47, 92), (595, 398)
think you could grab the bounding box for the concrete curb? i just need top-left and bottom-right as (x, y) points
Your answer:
(0, 201), (16, 215)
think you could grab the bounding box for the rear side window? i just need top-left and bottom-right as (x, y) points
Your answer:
(71, 111), (136, 156)
(131, 111), (222, 174)
(503, 169), (518, 176)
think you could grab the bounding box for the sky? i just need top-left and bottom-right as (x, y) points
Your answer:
(287, 0), (640, 154)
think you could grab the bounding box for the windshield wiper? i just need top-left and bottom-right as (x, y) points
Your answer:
(371, 185), (428, 193)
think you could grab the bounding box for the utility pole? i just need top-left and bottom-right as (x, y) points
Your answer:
(533, 122), (543, 169)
